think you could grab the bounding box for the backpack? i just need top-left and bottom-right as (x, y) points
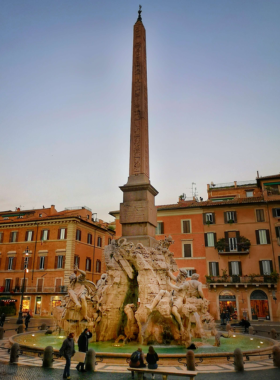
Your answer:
(130, 351), (140, 363)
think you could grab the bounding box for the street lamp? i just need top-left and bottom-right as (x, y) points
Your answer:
(16, 246), (29, 324)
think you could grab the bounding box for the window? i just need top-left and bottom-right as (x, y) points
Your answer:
(0, 232), (3, 243)
(37, 278), (43, 292)
(256, 209), (265, 222)
(87, 233), (92, 244)
(39, 214), (42, 217)
(183, 243), (192, 258)
(182, 220), (191, 234)
(275, 226), (280, 239)
(85, 258), (91, 271)
(229, 261), (242, 276)
(108, 238), (112, 245)
(272, 208), (280, 218)
(41, 229), (49, 241)
(5, 279), (11, 292)
(204, 232), (216, 247)
(97, 236), (102, 247)
(224, 211), (237, 223)
(10, 231), (17, 242)
(259, 260), (273, 275)
(204, 213), (215, 224)
(229, 237), (238, 251)
(58, 228), (67, 240)
(26, 230), (33, 242)
(209, 262), (219, 276)
(96, 260), (101, 273)
(256, 230), (270, 245)
(57, 256), (63, 269)
(76, 229), (81, 241)
(39, 256), (45, 270)
(8, 257), (14, 270)
(74, 255), (80, 268)
(156, 222), (164, 235)
(246, 191), (254, 198)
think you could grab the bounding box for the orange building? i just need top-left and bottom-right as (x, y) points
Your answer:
(111, 173), (280, 322)
(0, 205), (114, 316)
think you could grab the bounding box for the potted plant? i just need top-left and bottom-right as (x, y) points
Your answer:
(215, 238), (226, 252)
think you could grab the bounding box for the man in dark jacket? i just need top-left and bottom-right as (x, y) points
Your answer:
(0, 313), (5, 327)
(59, 332), (75, 379)
(25, 312), (31, 330)
(76, 328), (92, 372)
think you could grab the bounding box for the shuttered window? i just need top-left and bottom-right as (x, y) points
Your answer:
(183, 243), (192, 258)
(256, 209), (265, 222)
(74, 255), (80, 268)
(26, 231), (33, 242)
(41, 230), (49, 241)
(10, 232), (18, 242)
(57, 256), (63, 269)
(205, 233), (216, 247)
(86, 258), (91, 271)
(259, 260), (273, 275)
(96, 260), (101, 273)
(272, 208), (280, 217)
(39, 257), (45, 270)
(5, 279), (11, 292)
(87, 233), (92, 244)
(209, 262), (219, 276)
(275, 226), (280, 238)
(58, 228), (67, 240)
(156, 222), (164, 235)
(256, 230), (270, 245)
(182, 220), (191, 233)
(97, 236), (102, 247)
(76, 229), (82, 241)
(8, 257), (14, 270)
(224, 211), (237, 223)
(229, 261), (242, 276)
(0, 232), (4, 243)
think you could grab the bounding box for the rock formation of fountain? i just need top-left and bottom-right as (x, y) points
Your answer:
(53, 236), (214, 347)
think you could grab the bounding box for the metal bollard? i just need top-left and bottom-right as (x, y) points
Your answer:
(271, 329), (277, 340)
(186, 350), (196, 371)
(248, 326), (254, 335)
(273, 346), (280, 368)
(0, 327), (4, 340)
(10, 343), (20, 363)
(85, 348), (96, 372)
(42, 346), (54, 368)
(16, 325), (25, 334)
(234, 348), (244, 372)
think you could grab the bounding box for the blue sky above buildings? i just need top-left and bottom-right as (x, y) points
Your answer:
(0, 0), (279, 221)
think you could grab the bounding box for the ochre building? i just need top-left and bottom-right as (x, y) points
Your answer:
(0, 205), (114, 316)
(111, 173), (280, 322)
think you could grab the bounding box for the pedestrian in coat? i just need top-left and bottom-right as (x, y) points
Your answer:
(59, 332), (75, 379)
(25, 312), (31, 330)
(76, 328), (92, 372)
(0, 313), (5, 327)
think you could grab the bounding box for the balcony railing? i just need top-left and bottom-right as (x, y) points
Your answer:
(6, 286), (68, 294)
(217, 243), (250, 255)
(206, 274), (278, 285)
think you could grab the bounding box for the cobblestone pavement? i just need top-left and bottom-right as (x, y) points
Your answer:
(0, 363), (279, 380)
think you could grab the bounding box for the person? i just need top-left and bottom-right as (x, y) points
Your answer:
(76, 328), (92, 372)
(0, 313), (5, 327)
(25, 312), (31, 330)
(225, 310), (230, 323)
(129, 347), (146, 379)
(220, 310), (226, 325)
(59, 332), (76, 379)
(239, 318), (251, 333)
(146, 346), (159, 380)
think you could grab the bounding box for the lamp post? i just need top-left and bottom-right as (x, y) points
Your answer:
(16, 247), (29, 324)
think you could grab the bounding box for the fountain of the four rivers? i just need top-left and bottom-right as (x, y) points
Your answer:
(11, 7), (277, 363)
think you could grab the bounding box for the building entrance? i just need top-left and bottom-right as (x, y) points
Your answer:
(250, 290), (269, 320)
(219, 291), (237, 320)
(22, 296), (31, 313)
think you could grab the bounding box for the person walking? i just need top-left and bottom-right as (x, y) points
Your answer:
(0, 313), (5, 327)
(76, 328), (92, 372)
(220, 310), (226, 325)
(146, 346), (159, 380)
(129, 347), (146, 379)
(25, 312), (31, 330)
(59, 332), (76, 379)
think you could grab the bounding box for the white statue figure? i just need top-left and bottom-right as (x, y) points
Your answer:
(64, 265), (97, 321)
(187, 273), (204, 299)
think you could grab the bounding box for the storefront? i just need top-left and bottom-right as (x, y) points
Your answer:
(22, 296), (31, 312)
(51, 296), (63, 313)
(219, 290), (237, 319)
(250, 290), (270, 320)
(34, 296), (42, 315)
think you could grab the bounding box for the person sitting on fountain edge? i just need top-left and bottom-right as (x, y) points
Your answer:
(76, 328), (92, 372)
(146, 346), (159, 380)
(129, 347), (146, 379)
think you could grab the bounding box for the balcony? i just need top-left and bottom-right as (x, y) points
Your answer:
(216, 241), (250, 256)
(4, 286), (68, 294)
(206, 274), (278, 289)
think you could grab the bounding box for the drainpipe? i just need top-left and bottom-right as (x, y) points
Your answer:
(266, 203), (276, 270)
(92, 228), (96, 283)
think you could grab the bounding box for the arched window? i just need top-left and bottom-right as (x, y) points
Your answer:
(96, 260), (101, 273)
(250, 290), (269, 320)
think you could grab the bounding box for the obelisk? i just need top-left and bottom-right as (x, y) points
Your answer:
(119, 6), (158, 247)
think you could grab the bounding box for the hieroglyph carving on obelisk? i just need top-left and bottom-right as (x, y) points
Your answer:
(129, 6), (149, 179)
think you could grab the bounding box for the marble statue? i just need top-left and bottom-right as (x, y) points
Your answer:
(54, 236), (215, 346)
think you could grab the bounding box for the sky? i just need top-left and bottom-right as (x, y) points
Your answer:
(1, 0), (279, 222)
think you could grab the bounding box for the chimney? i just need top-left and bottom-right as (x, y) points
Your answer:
(50, 205), (56, 215)
(257, 171), (259, 178)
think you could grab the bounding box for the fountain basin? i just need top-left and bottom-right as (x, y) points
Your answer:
(11, 331), (278, 365)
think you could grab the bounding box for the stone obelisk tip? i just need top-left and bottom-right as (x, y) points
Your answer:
(137, 5), (142, 22)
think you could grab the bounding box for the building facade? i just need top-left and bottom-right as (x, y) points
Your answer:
(111, 173), (280, 322)
(0, 205), (114, 316)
